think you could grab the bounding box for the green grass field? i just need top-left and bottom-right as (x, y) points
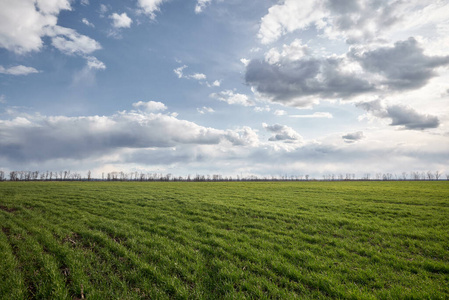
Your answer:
(0, 181), (448, 299)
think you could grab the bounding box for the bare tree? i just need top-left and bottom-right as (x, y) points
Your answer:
(435, 171), (441, 181)
(9, 171), (17, 181)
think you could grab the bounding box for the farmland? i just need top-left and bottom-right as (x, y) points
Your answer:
(0, 181), (448, 299)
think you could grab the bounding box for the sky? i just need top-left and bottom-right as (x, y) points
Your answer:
(0, 0), (448, 179)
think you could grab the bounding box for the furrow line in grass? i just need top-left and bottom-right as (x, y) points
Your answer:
(8, 207), (165, 299)
(0, 214), (26, 299)
(7, 214), (99, 300)
(71, 227), (192, 298)
(0, 216), (70, 299)
(6, 204), (164, 298)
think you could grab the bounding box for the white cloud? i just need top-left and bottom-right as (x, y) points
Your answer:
(265, 39), (309, 64)
(86, 56), (106, 70)
(210, 90), (255, 107)
(173, 65), (213, 83)
(0, 0), (101, 57)
(132, 101), (167, 112)
(82, 18), (94, 27)
(47, 25), (101, 55)
(36, 0), (72, 15)
(81, 0), (89, 5)
(0, 65), (39, 76)
(137, 0), (168, 20)
(190, 73), (206, 80)
(274, 110), (287, 116)
(0, 0), (68, 53)
(258, 1), (449, 46)
(197, 107), (215, 114)
(258, 0), (325, 44)
(240, 58), (250, 66)
(174, 65), (187, 78)
(195, 0), (212, 14)
(110, 12), (132, 29)
(0, 95), (6, 104)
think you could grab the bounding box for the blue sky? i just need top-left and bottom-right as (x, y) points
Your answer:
(0, 0), (448, 178)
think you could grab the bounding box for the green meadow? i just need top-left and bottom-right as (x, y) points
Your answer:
(0, 181), (448, 299)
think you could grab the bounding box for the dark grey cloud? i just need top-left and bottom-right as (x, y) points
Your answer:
(387, 105), (440, 130)
(350, 38), (449, 90)
(356, 99), (440, 130)
(342, 131), (364, 143)
(246, 38), (449, 108)
(245, 57), (374, 107)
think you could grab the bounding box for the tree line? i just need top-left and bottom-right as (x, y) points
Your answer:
(0, 170), (447, 182)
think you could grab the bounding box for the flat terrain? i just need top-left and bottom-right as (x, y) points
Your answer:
(0, 181), (448, 299)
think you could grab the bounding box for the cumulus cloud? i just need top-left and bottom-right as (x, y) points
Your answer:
(257, 0), (439, 45)
(245, 56), (373, 107)
(132, 100), (167, 112)
(0, 65), (39, 75)
(0, 106), (259, 163)
(246, 37), (449, 108)
(342, 131), (364, 143)
(356, 99), (440, 130)
(0, 0), (69, 53)
(263, 123), (303, 143)
(0, 0), (100, 59)
(109, 12), (132, 29)
(265, 39), (310, 64)
(258, 0), (325, 44)
(137, 0), (168, 20)
(47, 25), (101, 55)
(349, 37), (449, 90)
(210, 90), (254, 107)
